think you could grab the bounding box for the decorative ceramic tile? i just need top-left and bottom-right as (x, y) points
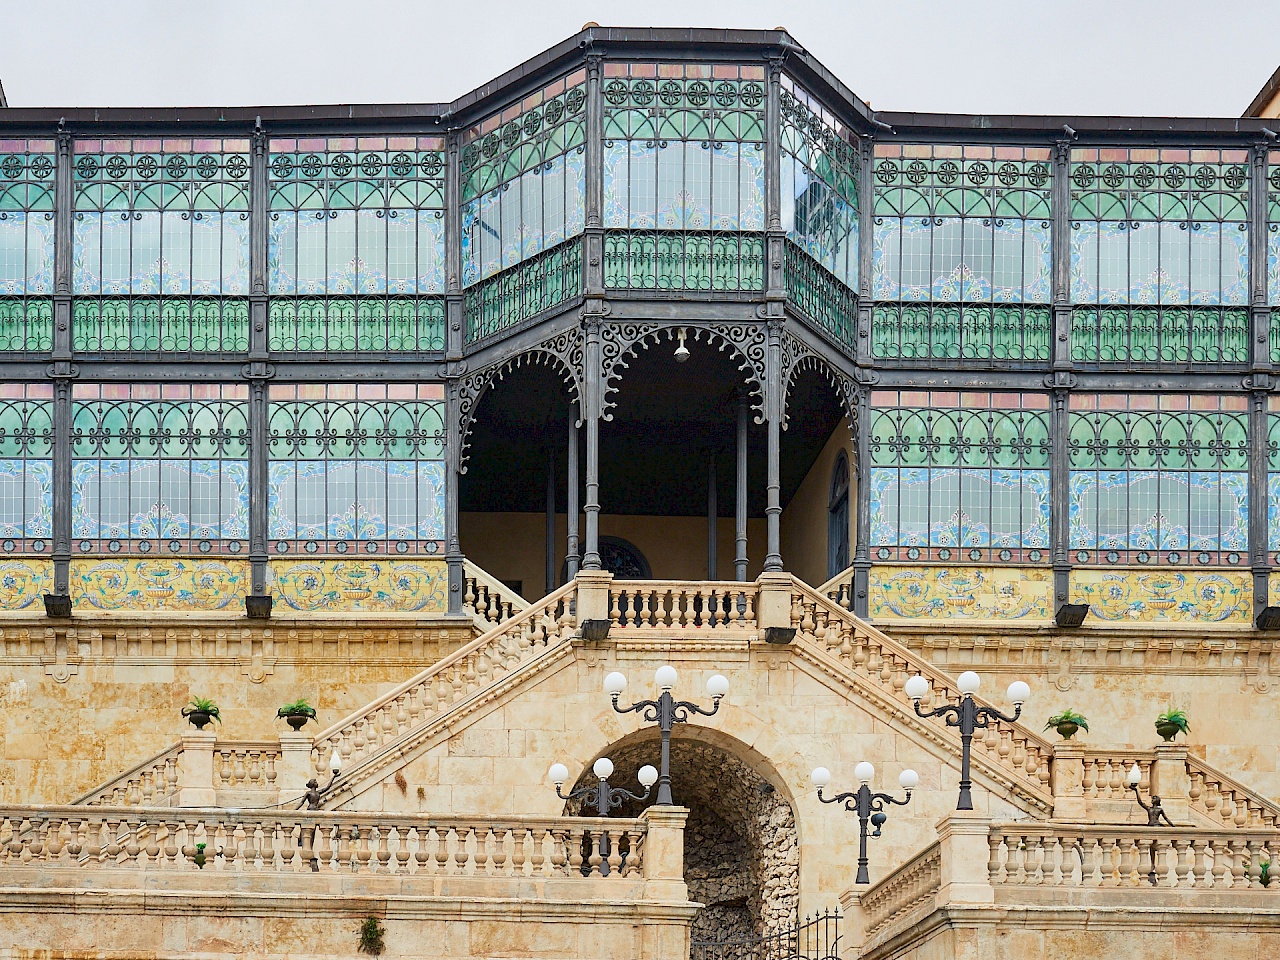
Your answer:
(0, 558), (53, 611)
(70, 558), (248, 611)
(868, 565), (1052, 620)
(1071, 569), (1250, 623)
(270, 559), (447, 613)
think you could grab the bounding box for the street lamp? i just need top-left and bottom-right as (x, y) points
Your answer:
(904, 671), (1030, 811)
(548, 757), (659, 815)
(606, 666), (729, 805)
(813, 762), (918, 884)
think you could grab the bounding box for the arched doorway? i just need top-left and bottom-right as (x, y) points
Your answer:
(564, 732), (799, 943)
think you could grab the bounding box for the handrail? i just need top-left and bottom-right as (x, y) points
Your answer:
(789, 577), (1055, 813)
(858, 841), (941, 941)
(815, 564), (855, 609)
(0, 805), (646, 879)
(1187, 754), (1280, 829)
(71, 743), (182, 807)
(463, 559), (529, 629)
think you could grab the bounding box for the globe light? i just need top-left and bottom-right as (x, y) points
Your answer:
(593, 757), (615, 780)
(329, 751), (343, 775)
(603, 672), (628, 696)
(637, 765), (659, 788)
(957, 671), (981, 696)
(854, 761), (875, 784)
(548, 762), (569, 785)
(899, 769), (920, 791)
(904, 675), (929, 702)
(1127, 764), (1142, 786)
(655, 665), (678, 690)
(811, 766), (832, 789)
(706, 674), (730, 699)
(1007, 680), (1031, 706)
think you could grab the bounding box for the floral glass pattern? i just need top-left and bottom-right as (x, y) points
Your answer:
(1068, 394), (1248, 566)
(1071, 148), (1249, 366)
(602, 62), (765, 292)
(781, 76), (858, 291)
(461, 71), (587, 288)
(0, 383), (53, 552)
(872, 144), (1052, 362)
(72, 138), (250, 354)
(268, 383), (445, 556)
(1265, 395), (1280, 557)
(0, 139), (55, 353)
(70, 383), (249, 555)
(869, 391), (1051, 563)
(1266, 150), (1280, 361)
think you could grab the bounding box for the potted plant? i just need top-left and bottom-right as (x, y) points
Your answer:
(1044, 709), (1089, 740)
(277, 698), (318, 731)
(181, 697), (221, 730)
(1155, 708), (1190, 742)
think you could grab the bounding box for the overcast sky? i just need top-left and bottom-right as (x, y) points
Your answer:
(5, 0), (1277, 118)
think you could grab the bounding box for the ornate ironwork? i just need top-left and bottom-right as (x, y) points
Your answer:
(603, 230), (763, 292)
(1071, 305), (1247, 366)
(785, 242), (858, 354)
(1068, 394), (1248, 566)
(269, 297), (443, 356)
(869, 392), (1052, 564)
(70, 383), (249, 556)
(691, 909), (841, 960)
(266, 383), (445, 557)
(463, 238), (582, 345)
(0, 383), (53, 554)
(72, 138), (251, 357)
(0, 139), (55, 354)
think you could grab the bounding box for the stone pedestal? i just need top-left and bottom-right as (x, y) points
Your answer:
(838, 889), (866, 960)
(277, 731), (315, 806)
(935, 811), (994, 904)
(575, 570), (613, 625)
(640, 805), (689, 903)
(755, 571), (793, 630)
(1050, 743), (1087, 820)
(1151, 742), (1192, 823)
(177, 730), (217, 807)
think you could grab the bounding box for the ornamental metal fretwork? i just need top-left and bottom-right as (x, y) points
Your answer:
(72, 138), (250, 356)
(781, 76), (859, 292)
(0, 384), (53, 555)
(267, 384), (445, 557)
(70, 384), (249, 556)
(0, 140), (55, 354)
(872, 145), (1053, 364)
(1070, 148), (1249, 368)
(461, 70), (587, 298)
(602, 63), (765, 293)
(785, 243), (857, 352)
(1068, 395), (1248, 567)
(268, 136), (446, 357)
(463, 239), (582, 345)
(868, 391), (1052, 564)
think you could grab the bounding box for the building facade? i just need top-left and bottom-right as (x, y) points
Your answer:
(2, 26), (1280, 960)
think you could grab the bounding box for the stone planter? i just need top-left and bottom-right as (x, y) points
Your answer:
(182, 708), (214, 730)
(282, 713), (311, 731)
(1155, 720), (1182, 741)
(1055, 720), (1080, 740)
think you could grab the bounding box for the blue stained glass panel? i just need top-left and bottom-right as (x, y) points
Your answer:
(0, 458), (52, 538)
(71, 459), (249, 540)
(0, 212), (55, 295)
(1069, 470), (1247, 553)
(267, 460), (445, 542)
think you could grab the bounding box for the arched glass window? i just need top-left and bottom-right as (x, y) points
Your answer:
(828, 451), (850, 579)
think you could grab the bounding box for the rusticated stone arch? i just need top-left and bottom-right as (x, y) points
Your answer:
(565, 728), (799, 948)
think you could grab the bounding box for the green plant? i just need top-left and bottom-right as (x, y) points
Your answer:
(1044, 709), (1089, 738)
(1263, 860), (1273, 888)
(181, 697), (221, 723)
(358, 917), (386, 956)
(193, 842), (206, 869)
(1155, 709), (1190, 734)
(276, 699), (317, 719)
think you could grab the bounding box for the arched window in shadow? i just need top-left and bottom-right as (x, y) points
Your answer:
(828, 451), (850, 579)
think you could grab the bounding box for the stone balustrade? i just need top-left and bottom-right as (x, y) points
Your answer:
(1188, 755), (1280, 829)
(463, 560), (528, 629)
(309, 580), (578, 788)
(0, 805), (653, 881)
(790, 578), (1056, 814)
(74, 744), (183, 807)
(607, 581), (757, 631)
(857, 840), (941, 942)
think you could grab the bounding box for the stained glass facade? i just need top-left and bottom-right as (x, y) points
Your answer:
(0, 383), (53, 553)
(268, 384), (446, 556)
(1070, 148), (1250, 365)
(72, 139), (250, 354)
(0, 140), (55, 353)
(1068, 394), (1248, 566)
(602, 62), (765, 292)
(71, 383), (249, 554)
(269, 136), (446, 355)
(869, 392), (1052, 563)
(871, 145), (1053, 362)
